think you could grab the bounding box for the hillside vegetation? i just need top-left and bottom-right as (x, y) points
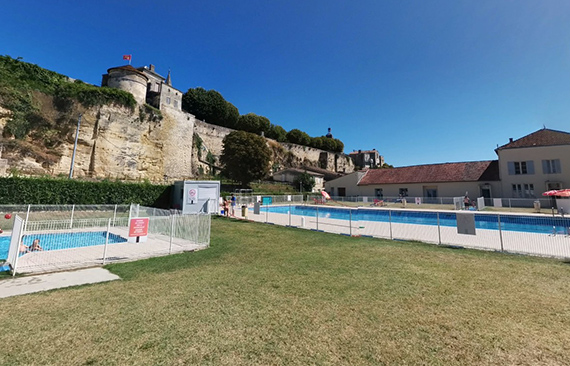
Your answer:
(0, 56), (137, 165)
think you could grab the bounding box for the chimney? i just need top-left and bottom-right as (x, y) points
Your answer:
(149, 64), (155, 72)
(509, 138), (513, 143)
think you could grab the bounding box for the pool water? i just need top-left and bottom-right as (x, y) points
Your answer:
(258, 206), (570, 235)
(0, 231), (127, 260)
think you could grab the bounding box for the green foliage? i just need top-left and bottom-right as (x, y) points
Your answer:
(139, 104), (163, 122)
(0, 55), (135, 141)
(286, 129), (311, 146)
(182, 87), (239, 128)
(293, 171), (315, 192)
(193, 133), (204, 160)
(0, 177), (170, 206)
(235, 113), (270, 135)
(220, 131), (271, 186)
(266, 124), (287, 142)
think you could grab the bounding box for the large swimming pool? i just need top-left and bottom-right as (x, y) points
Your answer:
(258, 206), (570, 235)
(0, 231), (127, 260)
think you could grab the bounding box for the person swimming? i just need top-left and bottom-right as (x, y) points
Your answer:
(30, 239), (43, 251)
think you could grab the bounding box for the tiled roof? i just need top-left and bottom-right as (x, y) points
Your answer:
(301, 166), (343, 181)
(358, 161), (499, 185)
(107, 65), (148, 78)
(496, 128), (570, 150)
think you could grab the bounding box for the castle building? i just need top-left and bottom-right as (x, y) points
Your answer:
(101, 64), (182, 111)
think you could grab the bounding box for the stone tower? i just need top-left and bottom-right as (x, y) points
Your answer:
(101, 65), (148, 104)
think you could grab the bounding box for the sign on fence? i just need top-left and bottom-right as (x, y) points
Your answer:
(456, 212), (476, 235)
(128, 217), (149, 243)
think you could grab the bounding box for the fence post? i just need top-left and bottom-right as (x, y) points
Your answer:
(70, 204), (75, 229)
(169, 214), (175, 254)
(11, 219), (25, 277)
(437, 212), (441, 245)
(316, 206), (319, 231)
(113, 204), (117, 227)
(389, 209), (393, 240)
(498, 214), (504, 252)
(23, 204), (31, 233)
(102, 218), (111, 265)
(349, 208), (352, 236)
(289, 204), (291, 226)
(265, 203), (268, 223)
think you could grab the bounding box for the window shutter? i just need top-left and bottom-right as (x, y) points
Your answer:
(555, 159), (562, 174)
(542, 160), (549, 174)
(507, 162), (515, 175)
(526, 161), (534, 174)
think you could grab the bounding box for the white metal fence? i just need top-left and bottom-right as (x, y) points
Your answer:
(305, 194), (568, 213)
(242, 203), (570, 259)
(3, 204), (211, 275)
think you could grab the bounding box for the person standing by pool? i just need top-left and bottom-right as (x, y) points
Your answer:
(230, 194), (236, 216)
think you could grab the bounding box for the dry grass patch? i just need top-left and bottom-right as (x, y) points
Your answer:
(1, 217), (570, 365)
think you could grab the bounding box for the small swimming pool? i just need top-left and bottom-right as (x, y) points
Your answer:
(0, 231), (127, 260)
(257, 206), (570, 235)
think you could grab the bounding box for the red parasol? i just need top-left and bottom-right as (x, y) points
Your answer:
(543, 190), (561, 196)
(555, 189), (570, 197)
(321, 191), (331, 200)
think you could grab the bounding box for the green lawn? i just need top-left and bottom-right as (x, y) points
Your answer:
(1, 217), (570, 365)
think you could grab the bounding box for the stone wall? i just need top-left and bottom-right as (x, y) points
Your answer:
(193, 120), (355, 175)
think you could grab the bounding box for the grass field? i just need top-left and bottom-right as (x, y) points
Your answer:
(1, 217), (570, 365)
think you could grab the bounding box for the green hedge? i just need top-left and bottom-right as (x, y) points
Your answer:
(0, 177), (171, 207)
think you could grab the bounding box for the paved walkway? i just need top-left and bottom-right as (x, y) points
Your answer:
(0, 267), (120, 299)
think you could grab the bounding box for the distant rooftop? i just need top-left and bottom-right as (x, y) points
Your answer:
(358, 160), (499, 185)
(496, 128), (570, 151)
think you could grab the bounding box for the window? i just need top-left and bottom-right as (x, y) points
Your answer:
(375, 188), (383, 198)
(166, 97), (171, 105)
(542, 159), (561, 174)
(512, 183), (534, 198)
(174, 100), (178, 108)
(508, 161), (534, 175)
(515, 161), (527, 175)
(338, 187), (346, 197)
(399, 188), (408, 197)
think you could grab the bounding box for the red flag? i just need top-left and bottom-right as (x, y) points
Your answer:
(122, 54), (132, 61)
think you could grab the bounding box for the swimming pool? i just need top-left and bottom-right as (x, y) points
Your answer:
(258, 206), (570, 235)
(0, 231), (127, 260)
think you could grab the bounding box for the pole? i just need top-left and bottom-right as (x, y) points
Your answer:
(169, 214), (175, 254)
(498, 214), (504, 252)
(437, 212), (441, 245)
(102, 219), (111, 265)
(389, 210), (393, 240)
(316, 206), (319, 231)
(69, 114), (82, 179)
(349, 208), (352, 236)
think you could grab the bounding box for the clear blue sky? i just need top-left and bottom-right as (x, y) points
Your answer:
(3, 1), (570, 167)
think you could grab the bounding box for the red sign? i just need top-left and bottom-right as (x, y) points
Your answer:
(129, 218), (149, 237)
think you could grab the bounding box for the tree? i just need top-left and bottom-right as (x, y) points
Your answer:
(293, 171), (315, 192)
(286, 129), (311, 146)
(235, 113), (271, 135)
(220, 131), (271, 186)
(182, 87), (239, 128)
(266, 124), (287, 142)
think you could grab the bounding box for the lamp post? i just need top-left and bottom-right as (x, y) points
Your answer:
(69, 114), (82, 179)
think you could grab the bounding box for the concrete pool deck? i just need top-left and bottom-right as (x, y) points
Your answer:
(10, 226), (207, 275)
(241, 205), (570, 259)
(0, 267), (120, 299)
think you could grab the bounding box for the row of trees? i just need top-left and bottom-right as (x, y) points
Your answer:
(182, 87), (344, 153)
(219, 130), (315, 191)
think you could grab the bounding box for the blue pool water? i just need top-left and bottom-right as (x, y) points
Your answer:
(0, 231), (127, 260)
(257, 206), (570, 235)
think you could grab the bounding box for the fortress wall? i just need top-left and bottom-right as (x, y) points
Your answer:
(193, 120), (355, 174)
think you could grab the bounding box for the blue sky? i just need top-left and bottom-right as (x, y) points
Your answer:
(3, 1), (570, 167)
